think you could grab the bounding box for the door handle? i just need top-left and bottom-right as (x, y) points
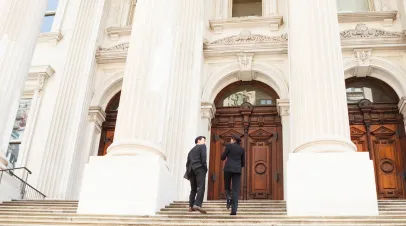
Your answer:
(211, 173), (216, 181)
(275, 172), (280, 182)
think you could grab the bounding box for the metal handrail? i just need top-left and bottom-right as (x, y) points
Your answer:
(0, 167), (46, 200)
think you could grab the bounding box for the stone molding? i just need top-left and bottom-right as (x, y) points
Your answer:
(337, 11), (397, 25)
(24, 65), (55, 96)
(276, 99), (290, 116)
(237, 53), (256, 81)
(106, 26), (132, 40)
(38, 32), (63, 45)
(201, 102), (216, 130)
(88, 106), (106, 133)
(96, 24), (406, 61)
(209, 16), (283, 34)
(398, 97), (406, 115)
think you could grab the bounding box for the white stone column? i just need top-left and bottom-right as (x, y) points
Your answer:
(19, 66), (55, 169)
(276, 99), (290, 201)
(0, 0), (48, 169)
(287, 0), (378, 216)
(78, 0), (179, 215)
(162, 0), (205, 201)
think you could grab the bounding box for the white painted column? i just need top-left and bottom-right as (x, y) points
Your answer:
(162, 0), (205, 201)
(276, 99), (290, 201)
(263, 0), (278, 16)
(0, 0), (48, 169)
(19, 66), (55, 169)
(78, 0), (179, 215)
(36, 0), (107, 199)
(287, 0), (378, 216)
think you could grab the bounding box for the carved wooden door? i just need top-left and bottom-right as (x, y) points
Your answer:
(349, 100), (406, 199)
(98, 92), (120, 156)
(208, 103), (283, 200)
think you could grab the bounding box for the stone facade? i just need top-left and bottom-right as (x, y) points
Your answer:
(1, 0), (406, 216)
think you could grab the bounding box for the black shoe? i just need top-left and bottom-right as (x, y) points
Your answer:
(192, 205), (207, 214)
(230, 211), (237, 215)
(226, 199), (231, 210)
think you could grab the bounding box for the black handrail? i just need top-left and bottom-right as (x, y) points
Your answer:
(0, 167), (46, 200)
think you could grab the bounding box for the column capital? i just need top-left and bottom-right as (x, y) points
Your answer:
(28, 65), (55, 93)
(88, 106), (106, 133)
(201, 102), (216, 120)
(276, 99), (290, 116)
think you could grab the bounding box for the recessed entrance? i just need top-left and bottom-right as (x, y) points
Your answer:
(208, 81), (283, 200)
(347, 77), (406, 199)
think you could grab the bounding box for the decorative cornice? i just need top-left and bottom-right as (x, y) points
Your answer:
(340, 23), (406, 39)
(88, 106), (106, 133)
(26, 65), (55, 94)
(337, 11), (397, 24)
(106, 26), (132, 40)
(209, 31), (288, 45)
(96, 43), (129, 64)
(38, 32), (63, 45)
(209, 16), (283, 34)
(276, 99), (290, 116)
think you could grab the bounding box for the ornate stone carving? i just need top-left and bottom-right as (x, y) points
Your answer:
(99, 43), (130, 52)
(237, 53), (255, 81)
(210, 30), (288, 45)
(276, 99), (290, 116)
(340, 23), (406, 39)
(353, 49), (372, 77)
(88, 106), (106, 133)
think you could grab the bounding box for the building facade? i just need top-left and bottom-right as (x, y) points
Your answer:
(1, 0), (406, 216)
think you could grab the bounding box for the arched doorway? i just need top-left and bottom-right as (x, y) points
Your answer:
(208, 81), (283, 200)
(347, 77), (406, 199)
(98, 91), (120, 156)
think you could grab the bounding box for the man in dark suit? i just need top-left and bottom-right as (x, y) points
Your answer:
(186, 136), (208, 214)
(221, 135), (245, 215)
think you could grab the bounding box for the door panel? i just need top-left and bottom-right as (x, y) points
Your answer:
(208, 105), (283, 200)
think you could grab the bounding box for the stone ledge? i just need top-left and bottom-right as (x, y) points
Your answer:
(209, 16), (283, 34)
(38, 32), (63, 45)
(106, 26), (132, 40)
(338, 11), (398, 25)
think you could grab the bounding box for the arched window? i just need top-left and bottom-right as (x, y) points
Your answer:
(346, 77), (398, 104)
(215, 81), (279, 107)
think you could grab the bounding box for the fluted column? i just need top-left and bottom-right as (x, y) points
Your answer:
(161, 0), (204, 200)
(287, 0), (378, 216)
(0, 0), (48, 169)
(289, 0), (355, 153)
(107, 0), (177, 158)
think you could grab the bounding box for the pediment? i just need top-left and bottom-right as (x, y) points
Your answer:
(207, 31), (288, 45)
(371, 126), (396, 139)
(350, 127), (365, 139)
(220, 130), (244, 140)
(249, 129), (273, 140)
(340, 23), (406, 39)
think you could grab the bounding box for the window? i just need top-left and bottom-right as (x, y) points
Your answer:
(41, 0), (60, 33)
(7, 99), (32, 168)
(346, 78), (399, 104)
(232, 0), (262, 17)
(337, 0), (373, 13)
(215, 82), (278, 107)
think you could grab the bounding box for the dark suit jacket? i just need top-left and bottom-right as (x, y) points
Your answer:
(186, 144), (208, 176)
(221, 143), (245, 173)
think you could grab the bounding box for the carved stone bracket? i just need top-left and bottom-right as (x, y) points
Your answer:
(27, 65), (55, 94)
(201, 102), (216, 130)
(237, 53), (255, 81)
(88, 106), (106, 133)
(353, 49), (372, 77)
(398, 97), (406, 125)
(276, 99), (290, 116)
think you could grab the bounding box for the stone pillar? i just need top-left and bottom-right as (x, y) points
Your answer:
(0, 0), (48, 169)
(162, 0), (205, 201)
(78, 0), (179, 215)
(287, 0), (378, 216)
(276, 99), (290, 201)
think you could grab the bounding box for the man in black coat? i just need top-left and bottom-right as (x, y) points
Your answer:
(221, 135), (245, 215)
(185, 136), (208, 214)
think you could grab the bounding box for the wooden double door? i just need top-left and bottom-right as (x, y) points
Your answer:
(208, 103), (283, 200)
(349, 100), (406, 199)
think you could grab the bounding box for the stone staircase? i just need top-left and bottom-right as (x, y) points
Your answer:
(0, 200), (406, 225)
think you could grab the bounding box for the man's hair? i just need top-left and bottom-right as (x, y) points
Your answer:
(232, 135), (242, 144)
(195, 136), (206, 144)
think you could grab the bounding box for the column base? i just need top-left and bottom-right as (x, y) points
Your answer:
(77, 155), (176, 215)
(287, 152), (378, 216)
